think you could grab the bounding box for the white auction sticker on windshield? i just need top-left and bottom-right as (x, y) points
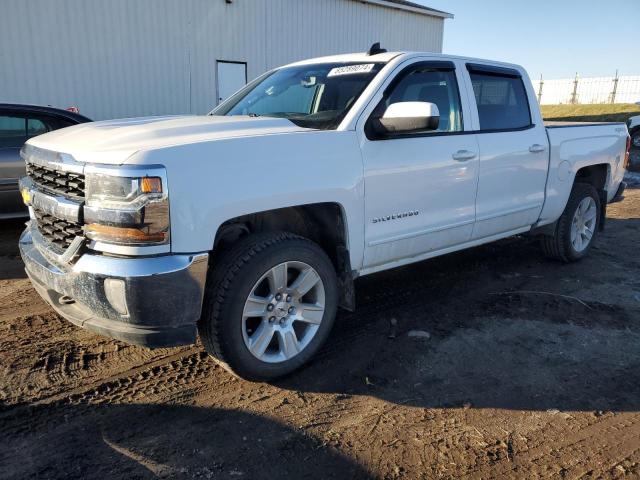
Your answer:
(327, 64), (376, 77)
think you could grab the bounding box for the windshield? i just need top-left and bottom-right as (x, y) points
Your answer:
(212, 62), (386, 130)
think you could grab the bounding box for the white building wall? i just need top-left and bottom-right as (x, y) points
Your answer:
(0, 0), (445, 120)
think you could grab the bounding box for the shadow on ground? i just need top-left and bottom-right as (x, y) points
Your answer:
(0, 403), (370, 480)
(0, 219), (27, 281)
(277, 214), (640, 413)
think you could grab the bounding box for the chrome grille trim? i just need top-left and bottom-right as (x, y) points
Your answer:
(20, 144), (84, 175)
(26, 162), (85, 199)
(20, 145), (86, 260)
(33, 206), (84, 250)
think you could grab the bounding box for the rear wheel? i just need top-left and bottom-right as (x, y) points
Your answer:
(540, 183), (601, 262)
(199, 232), (338, 381)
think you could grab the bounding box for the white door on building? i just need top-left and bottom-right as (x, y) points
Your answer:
(216, 61), (247, 104)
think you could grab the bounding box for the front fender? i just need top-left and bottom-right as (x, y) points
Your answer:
(130, 130), (366, 270)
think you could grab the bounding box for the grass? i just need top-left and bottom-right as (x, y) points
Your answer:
(541, 103), (640, 123)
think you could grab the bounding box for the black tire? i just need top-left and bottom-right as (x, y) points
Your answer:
(540, 183), (601, 263)
(198, 231), (338, 381)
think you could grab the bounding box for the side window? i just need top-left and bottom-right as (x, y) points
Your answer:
(0, 115), (27, 148)
(469, 71), (531, 130)
(27, 118), (49, 138)
(385, 67), (463, 133)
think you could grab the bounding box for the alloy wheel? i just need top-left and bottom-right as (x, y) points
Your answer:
(570, 197), (597, 252)
(241, 261), (325, 363)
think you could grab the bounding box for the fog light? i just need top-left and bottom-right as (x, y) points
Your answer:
(21, 188), (31, 205)
(104, 278), (128, 316)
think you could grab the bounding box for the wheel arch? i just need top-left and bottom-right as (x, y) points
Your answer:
(573, 163), (609, 230)
(212, 202), (356, 311)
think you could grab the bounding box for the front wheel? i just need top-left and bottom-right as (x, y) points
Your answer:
(540, 183), (601, 263)
(199, 232), (338, 381)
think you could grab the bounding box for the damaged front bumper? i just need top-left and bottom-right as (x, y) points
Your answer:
(19, 224), (208, 348)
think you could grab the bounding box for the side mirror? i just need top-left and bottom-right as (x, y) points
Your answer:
(378, 102), (440, 134)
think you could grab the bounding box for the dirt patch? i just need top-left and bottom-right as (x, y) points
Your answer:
(1, 187), (639, 479)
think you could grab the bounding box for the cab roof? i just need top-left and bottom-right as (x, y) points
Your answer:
(284, 52), (524, 73)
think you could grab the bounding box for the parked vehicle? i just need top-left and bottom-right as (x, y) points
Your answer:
(0, 104), (90, 218)
(18, 49), (630, 380)
(628, 114), (640, 150)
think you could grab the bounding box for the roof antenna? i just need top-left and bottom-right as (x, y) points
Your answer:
(367, 42), (387, 56)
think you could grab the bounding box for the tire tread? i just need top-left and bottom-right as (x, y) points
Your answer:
(199, 231), (319, 378)
(540, 182), (600, 263)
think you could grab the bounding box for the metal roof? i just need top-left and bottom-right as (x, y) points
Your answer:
(356, 0), (453, 19)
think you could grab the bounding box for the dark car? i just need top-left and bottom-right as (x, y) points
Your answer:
(0, 103), (91, 218)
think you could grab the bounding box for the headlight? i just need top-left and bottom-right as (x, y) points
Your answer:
(83, 165), (170, 247)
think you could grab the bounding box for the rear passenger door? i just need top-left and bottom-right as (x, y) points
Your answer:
(464, 64), (548, 240)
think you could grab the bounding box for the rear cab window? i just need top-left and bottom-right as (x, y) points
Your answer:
(467, 64), (532, 131)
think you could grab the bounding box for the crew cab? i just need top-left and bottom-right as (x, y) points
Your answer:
(18, 49), (630, 380)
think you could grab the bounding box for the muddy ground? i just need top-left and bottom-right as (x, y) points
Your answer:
(1, 182), (639, 480)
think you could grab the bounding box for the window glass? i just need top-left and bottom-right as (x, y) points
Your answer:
(247, 83), (318, 116)
(0, 116), (26, 148)
(385, 68), (463, 133)
(215, 62), (385, 130)
(470, 72), (531, 130)
(27, 118), (49, 137)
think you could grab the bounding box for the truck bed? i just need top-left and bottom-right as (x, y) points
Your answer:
(544, 120), (627, 128)
(537, 121), (628, 227)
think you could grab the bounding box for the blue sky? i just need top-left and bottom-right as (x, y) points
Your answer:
(416, 0), (639, 80)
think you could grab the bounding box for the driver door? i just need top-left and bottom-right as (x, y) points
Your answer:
(359, 60), (480, 271)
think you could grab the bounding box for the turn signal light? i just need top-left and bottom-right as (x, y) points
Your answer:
(85, 223), (167, 243)
(624, 135), (631, 170)
(140, 177), (162, 194)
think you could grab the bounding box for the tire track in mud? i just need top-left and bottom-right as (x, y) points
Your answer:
(0, 310), (196, 406)
(0, 348), (211, 436)
(467, 413), (640, 479)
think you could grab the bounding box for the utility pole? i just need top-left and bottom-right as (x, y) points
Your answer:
(537, 74), (544, 104)
(610, 70), (619, 104)
(570, 72), (579, 104)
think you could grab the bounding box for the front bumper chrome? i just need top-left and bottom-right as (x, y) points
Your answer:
(19, 225), (208, 348)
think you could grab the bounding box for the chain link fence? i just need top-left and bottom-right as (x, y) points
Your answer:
(532, 74), (640, 105)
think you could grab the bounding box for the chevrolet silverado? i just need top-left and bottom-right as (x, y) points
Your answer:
(19, 49), (631, 380)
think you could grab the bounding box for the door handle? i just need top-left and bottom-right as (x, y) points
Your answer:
(452, 150), (477, 161)
(529, 144), (546, 153)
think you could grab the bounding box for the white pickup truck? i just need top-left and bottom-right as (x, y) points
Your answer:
(19, 49), (631, 380)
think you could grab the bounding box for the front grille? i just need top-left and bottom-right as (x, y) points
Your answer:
(26, 163), (85, 199)
(33, 207), (84, 249)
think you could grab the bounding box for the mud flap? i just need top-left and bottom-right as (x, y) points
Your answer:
(336, 245), (356, 312)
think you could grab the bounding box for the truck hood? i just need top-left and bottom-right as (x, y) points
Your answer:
(27, 115), (308, 165)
